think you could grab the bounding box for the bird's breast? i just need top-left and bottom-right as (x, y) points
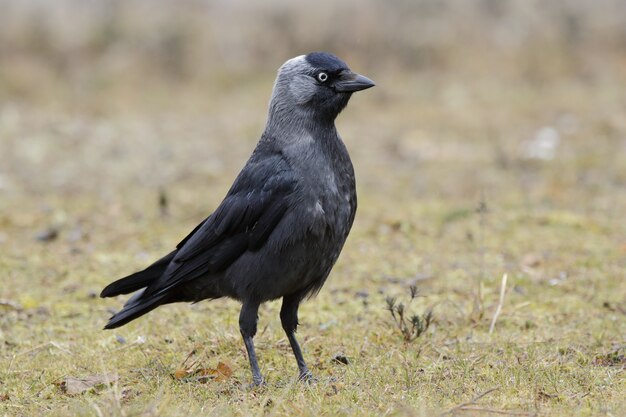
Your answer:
(280, 132), (356, 239)
(305, 171), (355, 239)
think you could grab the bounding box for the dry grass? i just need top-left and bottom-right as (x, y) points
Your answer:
(1, 1), (626, 416)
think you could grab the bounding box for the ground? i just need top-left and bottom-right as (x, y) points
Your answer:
(1, 3), (626, 415)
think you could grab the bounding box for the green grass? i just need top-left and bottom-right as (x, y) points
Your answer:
(1, 43), (626, 417)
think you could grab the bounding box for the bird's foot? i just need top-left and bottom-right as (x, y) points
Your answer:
(248, 376), (266, 389)
(298, 370), (317, 384)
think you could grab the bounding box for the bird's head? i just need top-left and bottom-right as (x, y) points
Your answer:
(268, 52), (375, 127)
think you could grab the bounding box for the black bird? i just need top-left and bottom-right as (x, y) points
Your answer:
(100, 52), (374, 385)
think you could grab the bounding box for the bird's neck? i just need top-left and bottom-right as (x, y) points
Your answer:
(264, 104), (337, 141)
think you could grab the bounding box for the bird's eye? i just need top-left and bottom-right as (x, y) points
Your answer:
(317, 72), (329, 83)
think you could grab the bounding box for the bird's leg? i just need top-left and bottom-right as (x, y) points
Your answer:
(239, 300), (264, 386)
(280, 294), (314, 382)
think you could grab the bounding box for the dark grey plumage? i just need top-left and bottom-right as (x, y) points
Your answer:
(100, 52), (374, 385)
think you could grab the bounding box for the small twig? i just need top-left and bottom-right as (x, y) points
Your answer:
(441, 387), (499, 416)
(180, 348), (198, 369)
(489, 273), (508, 334)
(455, 406), (536, 416)
(49, 341), (72, 355)
(17, 341), (71, 357)
(6, 354), (16, 372)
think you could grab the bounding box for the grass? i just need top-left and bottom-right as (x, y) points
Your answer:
(1, 4), (626, 414)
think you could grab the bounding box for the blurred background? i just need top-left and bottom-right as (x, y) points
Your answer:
(1, 0), (626, 309)
(1, 1), (625, 413)
(1, 0), (625, 199)
(1, 0), (626, 296)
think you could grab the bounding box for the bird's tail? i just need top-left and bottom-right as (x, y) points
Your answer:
(100, 250), (176, 298)
(103, 290), (168, 329)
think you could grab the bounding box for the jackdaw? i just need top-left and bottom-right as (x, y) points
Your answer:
(100, 52), (375, 385)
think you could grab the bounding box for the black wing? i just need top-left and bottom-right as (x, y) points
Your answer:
(142, 150), (297, 297)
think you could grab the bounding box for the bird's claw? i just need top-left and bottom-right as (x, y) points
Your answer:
(298, 370), (317, 384)
(248, 376), (266, 389)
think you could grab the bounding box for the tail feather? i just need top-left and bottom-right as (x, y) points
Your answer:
(100, 250), (176, 298)
(103, 292), (168, 329)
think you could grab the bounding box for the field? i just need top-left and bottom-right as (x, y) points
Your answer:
(1, 1), (625, 416)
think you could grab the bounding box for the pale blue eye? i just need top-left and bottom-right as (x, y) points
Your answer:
(317, 72), (328, 82)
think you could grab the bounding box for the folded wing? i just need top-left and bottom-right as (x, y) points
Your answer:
(142, 152), (297, 298)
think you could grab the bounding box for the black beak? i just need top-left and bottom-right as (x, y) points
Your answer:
(334, 72), (375, 93)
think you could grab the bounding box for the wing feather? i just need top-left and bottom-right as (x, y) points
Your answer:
(142, 151), (296, 297)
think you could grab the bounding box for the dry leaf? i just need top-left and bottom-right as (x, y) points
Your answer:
(173, 361), (232, 383)
(59, 372), (118, 395)
(173, 368), (192, 379)
(215, 361), (232, 381)
(195, 361), (232, 383)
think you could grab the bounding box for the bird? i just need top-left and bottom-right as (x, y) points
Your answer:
(100, 52), (375, 385)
